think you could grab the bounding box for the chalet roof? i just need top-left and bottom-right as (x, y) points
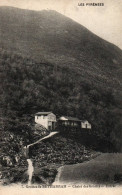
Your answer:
(35, 112), (53, 116)
(81, 120), (88, 122)
(59, 116), (81, 122)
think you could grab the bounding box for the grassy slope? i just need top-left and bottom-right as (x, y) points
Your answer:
(56, 153), (122, 185)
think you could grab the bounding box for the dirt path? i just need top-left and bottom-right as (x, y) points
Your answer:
(25, 131), (58, 185)
(27, 131), (58, 148)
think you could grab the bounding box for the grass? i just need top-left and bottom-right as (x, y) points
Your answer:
(55, 153), (122, 185)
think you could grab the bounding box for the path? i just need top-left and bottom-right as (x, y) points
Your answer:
(25, 131), (58, 185)
(27, 131), (58, 148)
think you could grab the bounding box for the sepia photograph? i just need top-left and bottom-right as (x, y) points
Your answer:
(0, 0), (122, 194)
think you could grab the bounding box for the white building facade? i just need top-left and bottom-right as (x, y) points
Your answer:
(35, 112), (56, 131)
(81, 120), (91, 129)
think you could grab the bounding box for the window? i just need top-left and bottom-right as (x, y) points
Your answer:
(62, 121), (65, 125)
(71, 122), (74, 126)
(75, 122), (77, 126)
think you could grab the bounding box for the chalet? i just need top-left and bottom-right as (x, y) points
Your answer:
(58, 116), (91, 129)
(35, 112), (56, 131)
(58, 116), (81, 128)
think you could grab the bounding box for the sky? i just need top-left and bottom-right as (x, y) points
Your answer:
(0, 0), (122, 49)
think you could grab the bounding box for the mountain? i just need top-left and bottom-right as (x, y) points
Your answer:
(0, 6), (122, 88)
(0, 6), (122, 151)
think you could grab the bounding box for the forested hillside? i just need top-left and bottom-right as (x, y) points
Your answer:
(0, 7), (122, 151)
(0, 48), (121, 151)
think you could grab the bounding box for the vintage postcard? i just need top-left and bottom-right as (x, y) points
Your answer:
(0, 0), (122, 195)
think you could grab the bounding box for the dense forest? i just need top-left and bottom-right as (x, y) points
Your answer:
(0, 48), (121, 151)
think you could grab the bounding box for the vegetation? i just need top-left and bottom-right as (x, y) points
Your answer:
(0, 48), (121, 151)
(0, 7), (122, 153)
(0, 113), (49, 185)
(30, 134), (99, 185)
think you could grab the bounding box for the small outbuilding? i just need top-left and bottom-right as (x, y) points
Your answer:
(81, 120), (91, 129)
